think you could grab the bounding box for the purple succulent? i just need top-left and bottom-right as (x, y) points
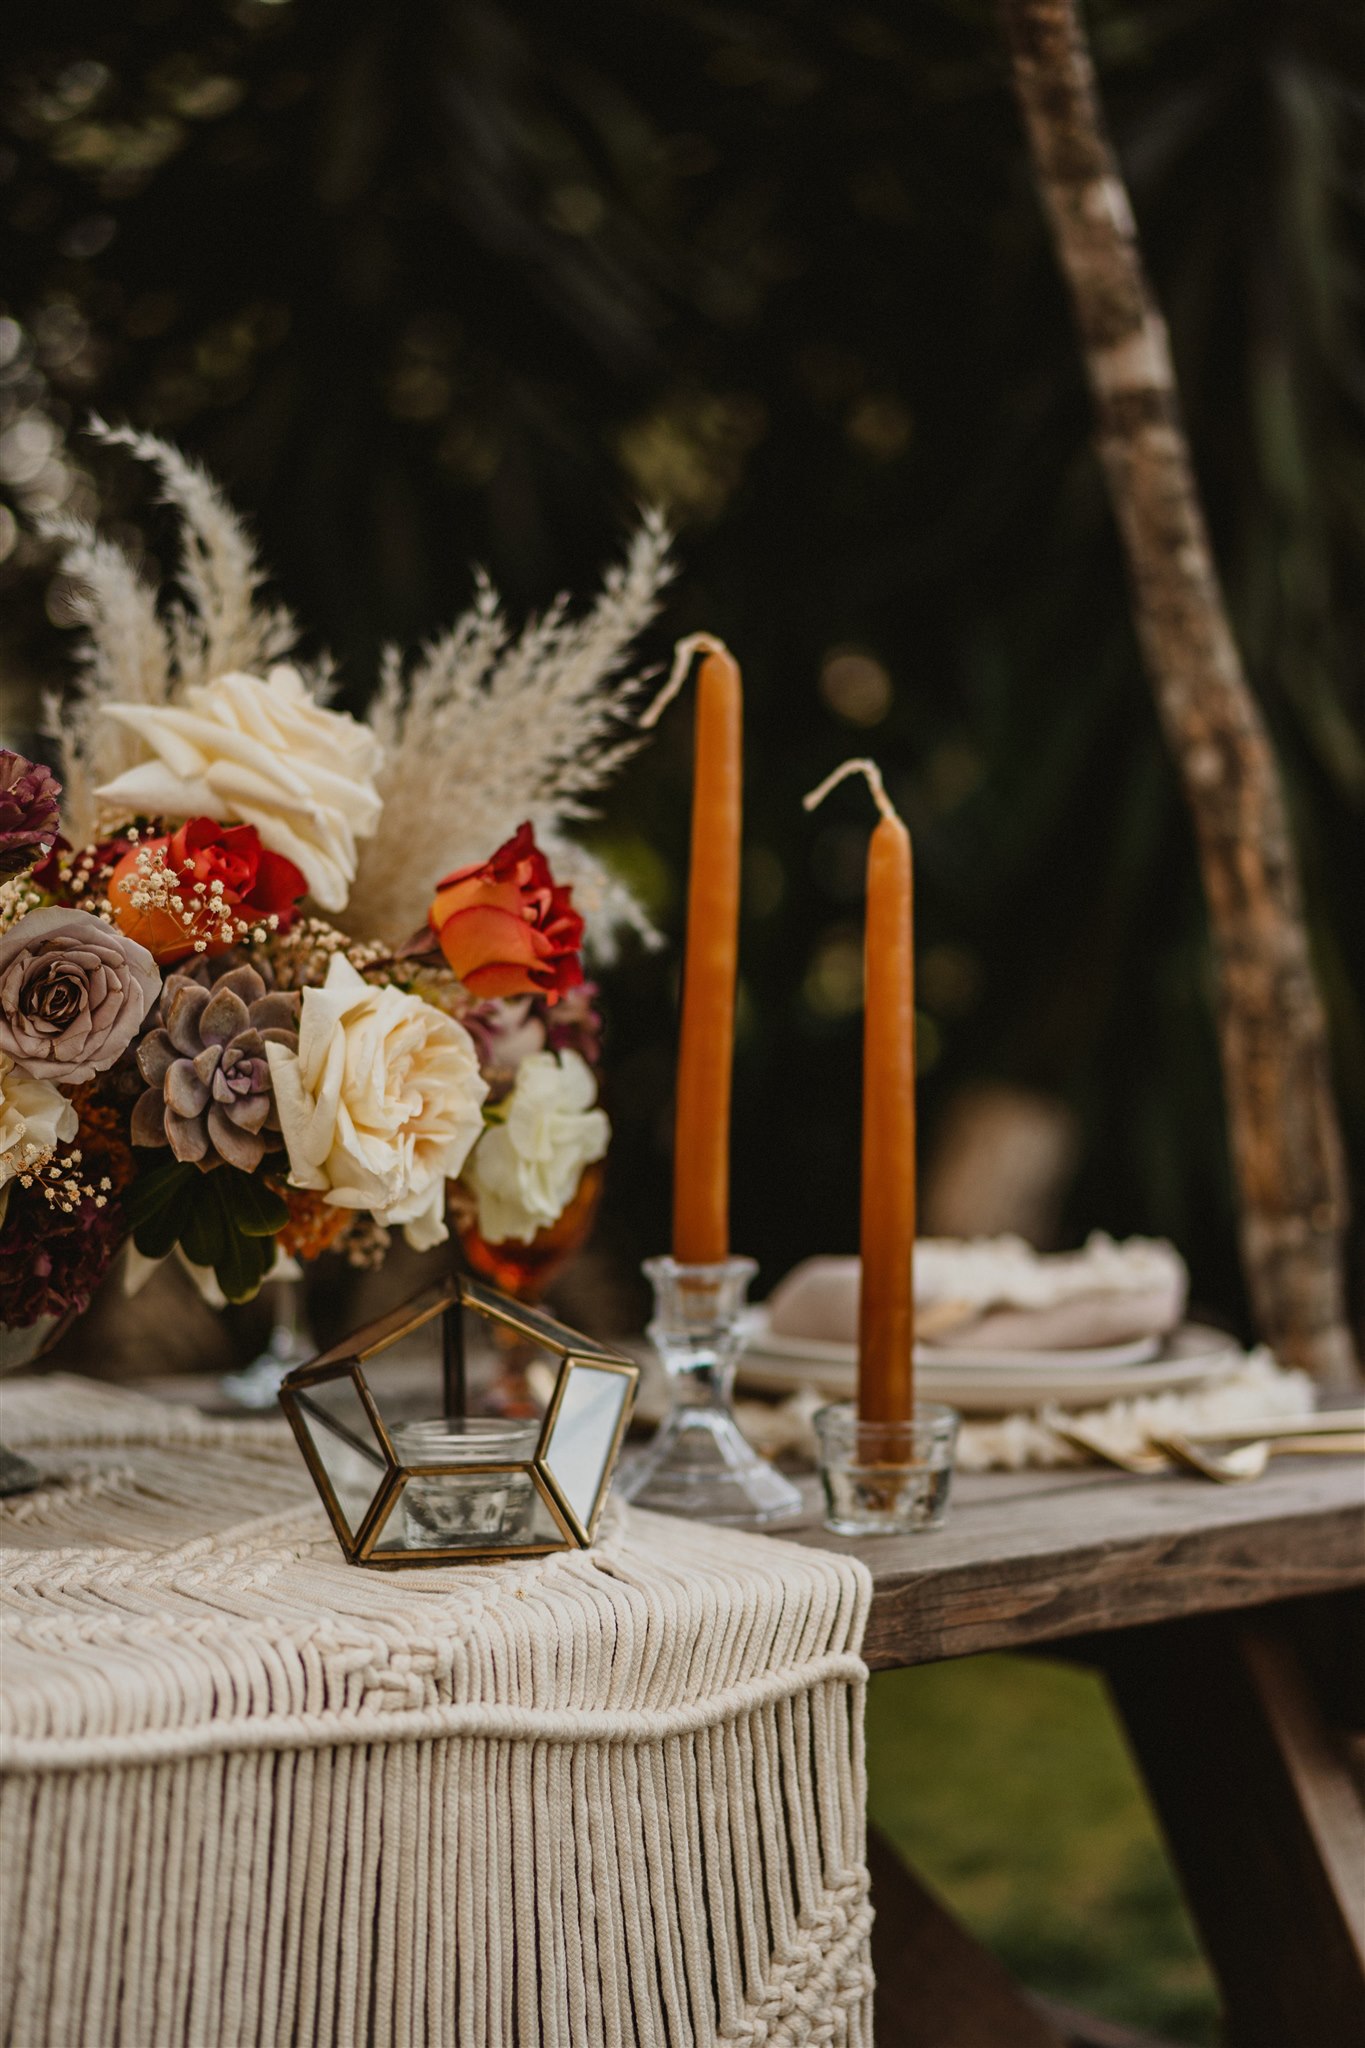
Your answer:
(0, 751), (63, 876)
(131, 962), (300, 1172)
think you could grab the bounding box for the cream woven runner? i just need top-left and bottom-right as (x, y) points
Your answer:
(0, 1376), (874, 2048)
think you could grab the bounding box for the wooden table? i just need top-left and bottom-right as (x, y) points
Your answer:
(784, 1455), (1365, 2048)
(136, 1374), (1364, 2047)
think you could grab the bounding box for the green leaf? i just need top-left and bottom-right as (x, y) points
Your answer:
(126, 1158), (196, 1232)
(180, 1180), (229, 1270)
(214, 1217), (271, 1302)
(198, 1173), (270, 1302)
(221, 1169), (290, 1238)
(133, 1205), (184, 1263)
(127, 1158), (281, 1303)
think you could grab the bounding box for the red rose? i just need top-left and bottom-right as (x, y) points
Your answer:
(107, 818), (307, 965)
(429, 823), (584, 1003)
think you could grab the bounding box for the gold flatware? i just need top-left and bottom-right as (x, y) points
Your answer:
(1179, 1409), (1365, 1444)
(1044, 1409), (1365, 1480)
(1043, 1414), (1168, 1475)
(1151, 1433), (1365, 1483)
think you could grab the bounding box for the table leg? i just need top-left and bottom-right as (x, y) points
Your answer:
(868, 1826), (1072, 2047)
(1100, 1601), (1365, 2048)
(868, 1830), (1193, 2047)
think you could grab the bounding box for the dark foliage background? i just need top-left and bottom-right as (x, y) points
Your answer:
(1, 0), (1362, 1337)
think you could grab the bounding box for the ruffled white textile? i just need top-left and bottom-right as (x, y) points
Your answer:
(736, 1350), (1316, 1473)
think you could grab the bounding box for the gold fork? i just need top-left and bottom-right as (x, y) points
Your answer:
(1042, 1414), (1168, 1475)
(1151, 1432), (1365, 1483)
(1045, 1410), (1365, 1480)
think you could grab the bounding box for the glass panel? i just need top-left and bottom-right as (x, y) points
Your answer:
(351, 1306), (522, 1430)
(540, 1363), (633, 1534)
(459, 1278), (583, 1357)
(294, 1372), (389, 1541)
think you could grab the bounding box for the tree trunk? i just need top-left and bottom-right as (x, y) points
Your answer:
(1001, 0), (1358, 1386)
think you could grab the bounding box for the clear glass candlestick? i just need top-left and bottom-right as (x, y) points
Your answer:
(618, 1256), (802, 1525)
(814, 1400), (959, 1535)
(220, 1268), (313, 1411)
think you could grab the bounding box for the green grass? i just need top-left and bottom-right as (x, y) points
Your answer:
(865, 1656), (1221, 2044)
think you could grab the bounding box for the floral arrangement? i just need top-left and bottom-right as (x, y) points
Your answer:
(0, 423), (671, 1326)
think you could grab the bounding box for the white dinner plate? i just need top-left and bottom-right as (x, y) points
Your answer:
(737, 1316), (1245, 1413)
(743, 1316), (1160, 1373)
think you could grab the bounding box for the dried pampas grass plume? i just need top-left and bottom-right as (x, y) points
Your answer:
(43, 419), (302, 842)
(41, 422), (672, 955)
(344, 508), (674, 956)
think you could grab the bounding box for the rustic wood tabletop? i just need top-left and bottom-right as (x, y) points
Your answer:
(782, 1454), (1365, 1670)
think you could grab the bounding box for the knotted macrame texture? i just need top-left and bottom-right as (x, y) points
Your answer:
(0, 1376), (874, 2048)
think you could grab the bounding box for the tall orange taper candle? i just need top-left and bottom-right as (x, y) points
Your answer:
(805, 760), (915, 1424)
(643, 634), (743, 1265)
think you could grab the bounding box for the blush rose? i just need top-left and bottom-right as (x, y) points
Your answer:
(0, 907), (160, 1088)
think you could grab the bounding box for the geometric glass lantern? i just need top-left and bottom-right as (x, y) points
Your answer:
(279, 1272), (639, 1568)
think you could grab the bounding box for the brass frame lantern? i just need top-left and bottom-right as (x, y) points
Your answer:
(279, 1273), (639, 1568)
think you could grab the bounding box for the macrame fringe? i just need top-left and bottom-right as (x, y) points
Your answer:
(1, 1378), (874, 2047)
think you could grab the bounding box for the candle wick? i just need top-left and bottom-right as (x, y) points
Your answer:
(803, 757), (898, 825)
(639, 633), (733, 729)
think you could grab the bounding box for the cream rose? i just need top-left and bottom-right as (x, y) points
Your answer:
(0, 1053), (78, 1225)
(467, 1049), (608, 1245)
(96, 665), (383, 912)
(265, 954), (487, 1250)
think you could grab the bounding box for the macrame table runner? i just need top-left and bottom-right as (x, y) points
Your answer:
(0, 1376), (873, 2048)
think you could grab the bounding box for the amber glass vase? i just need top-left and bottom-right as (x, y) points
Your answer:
(456, 1162), (605, 1415)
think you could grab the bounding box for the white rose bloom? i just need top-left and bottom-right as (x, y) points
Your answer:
(0, 1053), (78, 1225)
(96, 664), (383, 911)
(265, 955), (488, 1251)
(467, 1049), (609, 1245)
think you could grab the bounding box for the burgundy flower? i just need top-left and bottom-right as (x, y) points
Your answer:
(544, 981), (603, 1068)
(0, 1184), (123, 1327)
(0, 751), (63, 876)
(0, 1089), (132, 1328)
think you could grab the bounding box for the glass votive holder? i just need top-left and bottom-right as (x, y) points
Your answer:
(814, 1401), (960, 1535)
(390, 1418), (540, 1549)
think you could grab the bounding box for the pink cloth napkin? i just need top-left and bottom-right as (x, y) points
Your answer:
(767, 1235), (1188, 1353)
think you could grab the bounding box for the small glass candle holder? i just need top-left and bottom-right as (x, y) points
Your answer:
(814, 1401), (959, 1535)
(391, 1418), (540, 1549)
(618, 1256), (803, 1526)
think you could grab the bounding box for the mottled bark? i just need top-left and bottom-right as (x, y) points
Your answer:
(1002, 0), (1357, 1385)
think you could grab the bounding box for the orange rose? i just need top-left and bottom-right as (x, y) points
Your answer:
(428, 824), (584, 1003)
(108, 818), (306, 965)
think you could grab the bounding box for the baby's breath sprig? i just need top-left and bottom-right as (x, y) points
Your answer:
(63, 841), (119, 903)
(0, 874), (44, 935)
(116, 842), (282, 954)
(16, 1143), (114, 1217)
(265, 916), (389, 989)
(393, 960), (473, 1017)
